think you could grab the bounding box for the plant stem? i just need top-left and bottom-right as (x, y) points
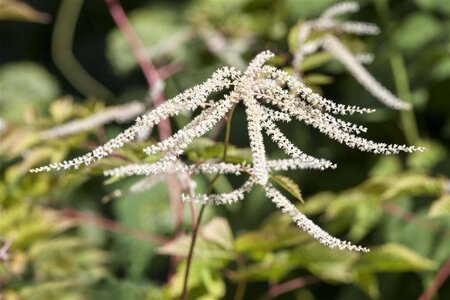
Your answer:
(52, 0), (113, 99)
(375, 0), (420, 145)
(260, 275), (319, 300)
(61, 208), (168, 244)
(104, 0), (184, 231)
(418, 257), (450, 300)
(233, 254), (247, 300)
(180, 104), (237, 300)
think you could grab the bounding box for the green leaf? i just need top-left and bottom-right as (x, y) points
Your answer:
(381, 174), (446, 201)
(429, 194), (450, 218)
(303, 73), (333, 86)
(157, 218), (234, 262)
(165, 259), (225, 299)
(201, 217), (234, 251)
(271, 175), (303, 203)
(394, 13), (442, 54)
(284, 0), (337, 19)
(415, 0), (450, 15)
(300, 52), (333, 72)
(353, 270), (379, 299)
(0, 0), (50, 23)
(186, 138), (252, 163)
(300, 192), (335, 215)
(430, 56), (450, 80)
(369, 156), (402, 177)
(407, 140), (446, 171)
(234, 227), (309, 258)
(289, 242), (358, 283)
(357, 243), (436, 272)
(234, 251), (293, 282)
(0, 62), (60, 120)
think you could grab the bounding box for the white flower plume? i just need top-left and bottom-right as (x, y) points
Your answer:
(32, 50), (422, 177)
(31, 50), (424, 252)
(293, 1), (411, 110)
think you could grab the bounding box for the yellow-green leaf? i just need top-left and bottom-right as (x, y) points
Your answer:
(429, 194), (450, 218)
(271, 175), (303, 203)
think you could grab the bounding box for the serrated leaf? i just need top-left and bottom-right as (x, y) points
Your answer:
(271, 175), (303, 203)
(200, 217), (233, 251)
(234, 227), (309, 259)
(157, 234), (233, 261)
(429, 194), (450, 218)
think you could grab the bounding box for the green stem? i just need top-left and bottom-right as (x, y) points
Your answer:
(375, 0), (420, 145)
(389, 51), (420, 144)
(233, 254), (247, 300)
(52, 0), (113, 99)
(180, 104), (237, 300)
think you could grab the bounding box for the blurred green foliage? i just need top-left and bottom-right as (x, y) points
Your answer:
(1, 0), (449, 299)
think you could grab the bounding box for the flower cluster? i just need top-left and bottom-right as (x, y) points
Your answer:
(293, 1), (411, 110)
(31, 50), (424, 252)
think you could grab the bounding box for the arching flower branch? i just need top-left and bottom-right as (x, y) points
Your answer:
(292, 1), (411, 110)
(31, 50), (423, 252)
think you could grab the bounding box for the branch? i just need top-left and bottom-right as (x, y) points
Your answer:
(103, 0), (172, 139)
(418, 257), (450, 300)
(260, 276), (319, 300)
(0, 239), (13, 261)
(53, 0), (113, 99)
(61, 208), (168, 244)
(103, 0), (183, 231)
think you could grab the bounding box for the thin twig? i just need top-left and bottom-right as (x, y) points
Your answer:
(260, 276), (319, 300)
(233, 254), (247, 300)
(0, 239), (13, 261)
(52, 0), (113, 99)
(382, 203), (450, 239)
(418, 257), (450, 300)
(104, 0), (183, 231)
(180, 104), (237, 300)
(61, 208), (168, 244)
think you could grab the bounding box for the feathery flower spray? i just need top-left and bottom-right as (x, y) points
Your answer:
(31, 50), (424, 252)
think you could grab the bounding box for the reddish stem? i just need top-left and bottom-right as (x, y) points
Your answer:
(157, 62), (183, 80)
(260, 276), (319, 300)
(103, 0), (171, 139)
(0, 239), (13, 260)
(61, 208), (168, 244)
(104, 0), (183, 230)
(418, 257), (450, 300)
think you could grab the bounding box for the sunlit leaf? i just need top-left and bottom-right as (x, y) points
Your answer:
(428, 194), (450, 218)
(0, 0), (50, 23)
(271, 174), (303, 203)
(0, 62), (60, 120)
(357, 243), (436, 272)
